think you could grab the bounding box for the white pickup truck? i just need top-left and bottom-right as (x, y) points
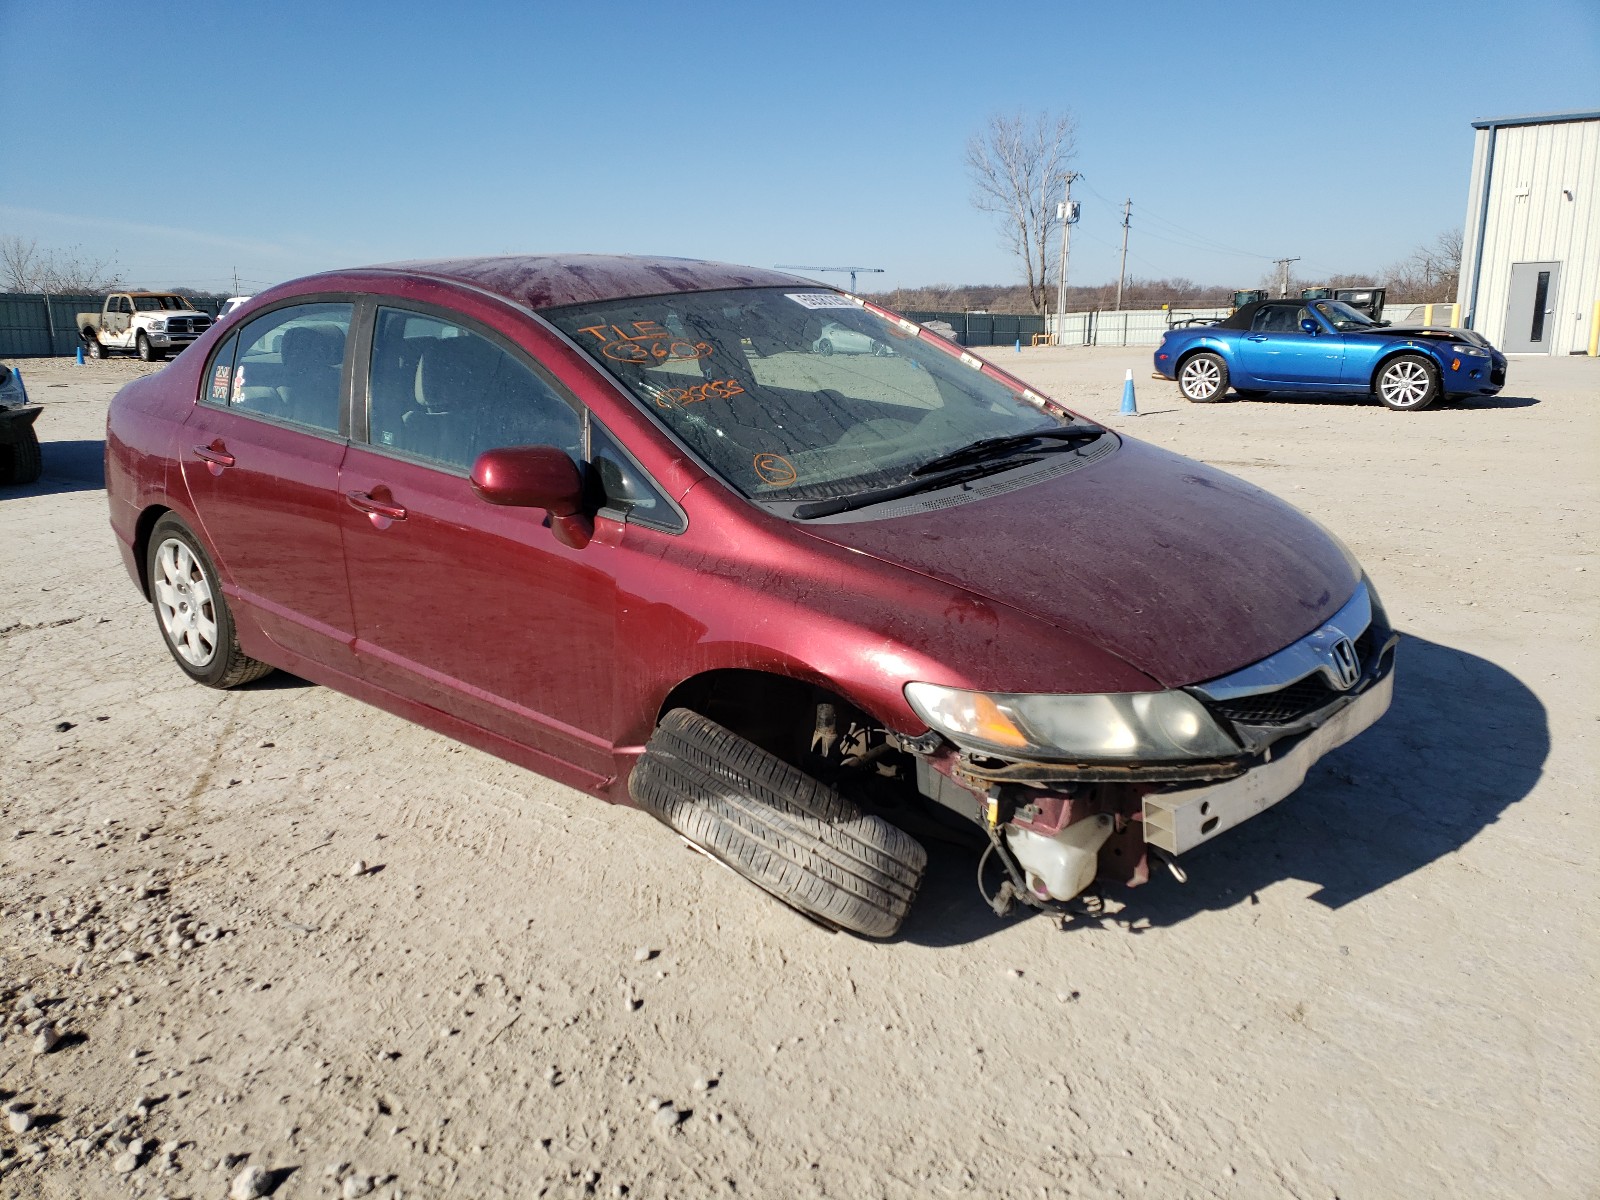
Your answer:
(77, 292), (214, 362)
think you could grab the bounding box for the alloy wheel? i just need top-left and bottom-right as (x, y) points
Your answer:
(1380, 360), (1432, 407)
(1181, 357), (1221, 399)
(152, 537), (218, 667)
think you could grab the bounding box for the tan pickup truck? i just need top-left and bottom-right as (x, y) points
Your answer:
(78, 293), (214, 362)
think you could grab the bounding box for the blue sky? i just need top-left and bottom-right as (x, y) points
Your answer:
(2, 0), (1595, 295)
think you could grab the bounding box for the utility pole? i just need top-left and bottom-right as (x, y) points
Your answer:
(1054, 172), (1080, 342)
(1114, 198), (1132, 311)
(1273, 257), (1300, 298)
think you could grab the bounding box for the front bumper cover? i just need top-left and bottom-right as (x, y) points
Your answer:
(1143, 665), (1393, 855)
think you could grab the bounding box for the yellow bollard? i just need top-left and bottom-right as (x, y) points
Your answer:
(1591, 300), (1600, 357)
(1424, 304), (1433, 326)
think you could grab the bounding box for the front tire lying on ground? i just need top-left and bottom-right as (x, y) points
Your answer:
(1177, 351), (1228, 402)
(145, 514), (274, 689)
(631, 708), (927, 938)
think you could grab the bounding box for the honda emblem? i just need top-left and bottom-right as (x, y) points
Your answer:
(1329, 637), (1360, 690)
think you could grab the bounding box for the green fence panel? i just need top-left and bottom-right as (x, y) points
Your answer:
(1, 293), (225, 358)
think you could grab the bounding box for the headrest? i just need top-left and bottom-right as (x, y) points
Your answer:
(415, 335), (497, 410)
(280, 324), (345, 371)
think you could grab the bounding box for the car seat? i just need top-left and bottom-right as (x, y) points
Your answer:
(277, 325), (346, 430)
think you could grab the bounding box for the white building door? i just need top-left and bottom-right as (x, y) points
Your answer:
(1502, 261), (1561, 353)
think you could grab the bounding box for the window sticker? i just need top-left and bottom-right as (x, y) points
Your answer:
(210, 364), (231, 402)
(752, 452), (798, 486)
(785, 293), (861, 310)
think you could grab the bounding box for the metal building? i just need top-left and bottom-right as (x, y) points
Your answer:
(1457, 110), (1600, 356)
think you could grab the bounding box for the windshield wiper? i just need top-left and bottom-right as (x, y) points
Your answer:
(908, 424), (1102, 477)
(792, 459), (1038, 520)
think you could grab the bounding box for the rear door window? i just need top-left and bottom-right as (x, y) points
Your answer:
(209, 303), (353, 435)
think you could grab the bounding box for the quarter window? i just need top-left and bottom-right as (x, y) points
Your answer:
(366, 308), (581, 471)
(590, 422), (678, 530)
(205, 303), (352, 435)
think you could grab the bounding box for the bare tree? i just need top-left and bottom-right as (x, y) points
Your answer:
(966, 111), (1077, 314)
(0, 234), (43, 292)
(0, 234), (122, 293)
(1385, 229), (1462, 301)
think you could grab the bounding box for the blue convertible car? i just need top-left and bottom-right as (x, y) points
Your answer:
(1152, 299), (1507, 412)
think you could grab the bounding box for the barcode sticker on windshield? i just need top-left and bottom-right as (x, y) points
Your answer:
(785, 293), (861, 310)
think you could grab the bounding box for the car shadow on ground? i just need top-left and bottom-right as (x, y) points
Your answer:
(1223, 392), (1539, 411)
(1, 438), (106, 497)
(897, 633), (1548, 946)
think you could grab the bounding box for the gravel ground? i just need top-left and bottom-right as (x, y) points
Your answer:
(1, 347), (1595, 1199)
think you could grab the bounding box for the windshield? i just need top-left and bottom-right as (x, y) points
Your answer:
(1313, 300), (1376, 332)
(545, 288), (1088, 501)
(133, 295), (188, 311)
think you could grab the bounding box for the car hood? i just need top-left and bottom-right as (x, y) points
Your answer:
(1353, 325), (1468, 342)
(796, 438), (1361, 688)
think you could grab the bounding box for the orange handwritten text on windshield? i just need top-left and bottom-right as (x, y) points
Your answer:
(653, 379), (746, 409)
(576, 321), (713, 364)
(752, 453), (797, 487)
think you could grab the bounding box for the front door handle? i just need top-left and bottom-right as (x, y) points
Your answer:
(192, 442), (235, 473)
(345, 490), (408, 523)
(1245, 334), (1268, 342)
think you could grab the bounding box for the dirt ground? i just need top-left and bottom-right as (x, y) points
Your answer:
(2, 345), (1596, 1200)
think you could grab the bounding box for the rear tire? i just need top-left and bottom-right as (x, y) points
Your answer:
(0, 425), (42, 485)
(631, 708), (927, 938)
(86, 334), (106, 360)
(1178, 352), (1228, 402)
(146, 515), (274, 689)
(817, 338), (835, 356)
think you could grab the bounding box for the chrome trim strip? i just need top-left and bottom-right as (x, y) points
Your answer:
(1192, 584), (1372, 701)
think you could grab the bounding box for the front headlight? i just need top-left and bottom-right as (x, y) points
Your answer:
(904, 682), (1240, 762)
(149, 320), (167, 330)
(1450, 343), (1487, 356)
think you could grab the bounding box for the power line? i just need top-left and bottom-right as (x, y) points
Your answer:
(1077, 177), (1277, 261)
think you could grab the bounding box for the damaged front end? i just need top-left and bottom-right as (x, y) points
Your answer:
(896, 582), (1399, 916)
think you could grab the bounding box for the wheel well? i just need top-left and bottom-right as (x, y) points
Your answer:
(1173, 345), (1219, 373)
(656, 669), (874, 768)
(131, 505), (171, 598)
(1369, 349), (1439, 390)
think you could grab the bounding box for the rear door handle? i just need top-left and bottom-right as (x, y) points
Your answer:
(192, 442), (235, 475)
(345, 490), (408, 521)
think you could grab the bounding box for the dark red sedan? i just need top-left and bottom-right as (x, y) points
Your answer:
(106, 256), (1396, 936)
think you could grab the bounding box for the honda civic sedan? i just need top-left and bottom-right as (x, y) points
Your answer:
(107, 255), (1396, 937)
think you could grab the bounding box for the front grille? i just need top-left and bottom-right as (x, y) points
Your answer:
(1209, 626), (1380, 728)
(1209, 675), (1342, 726)
(165, 317), (210, 335)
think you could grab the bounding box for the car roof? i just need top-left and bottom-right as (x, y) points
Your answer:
(1215, 298), (1315, 329)
(354, 255), (815, 311)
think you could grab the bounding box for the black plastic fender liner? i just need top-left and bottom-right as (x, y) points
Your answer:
(630, 708), (928, 938)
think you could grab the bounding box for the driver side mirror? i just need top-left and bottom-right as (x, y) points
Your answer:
(470, 445), (593, 549)
(1300, 319), (1320, 335)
